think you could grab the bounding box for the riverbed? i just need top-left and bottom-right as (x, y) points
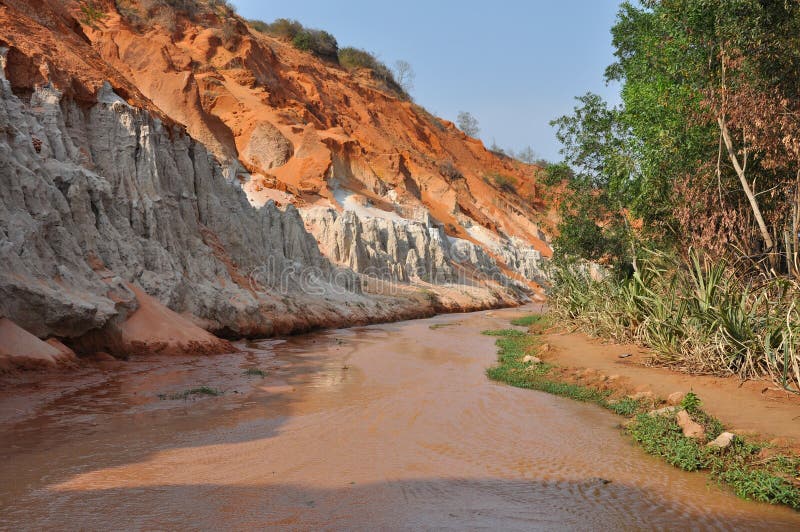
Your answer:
(2, 306), (799, 530)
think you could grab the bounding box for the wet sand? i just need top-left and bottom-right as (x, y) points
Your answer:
(2, 306), (800, 530)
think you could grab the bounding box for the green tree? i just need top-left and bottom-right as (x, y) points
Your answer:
(549, 93), (638, 273)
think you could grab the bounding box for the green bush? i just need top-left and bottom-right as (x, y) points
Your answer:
(338, 47), (408, 98)
(79, 1), (107, 28)
(250, 17), (302, 39)
(249, 18), (338, 61)
(483, 173), (517, 194)
(115, 0), (236, 32)
(292, 29), (338, 60)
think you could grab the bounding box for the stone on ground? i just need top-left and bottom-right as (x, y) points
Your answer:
(676, 410), (706, 440)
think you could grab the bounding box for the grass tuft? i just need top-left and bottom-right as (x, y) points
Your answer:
(510, 314), (543, 327)
(244, 368), (267, 377)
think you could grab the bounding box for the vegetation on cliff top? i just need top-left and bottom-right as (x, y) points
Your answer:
(249, 18), (410, 99)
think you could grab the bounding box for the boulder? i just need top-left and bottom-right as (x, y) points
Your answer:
(522, 354), (541, 364)
(707, 432), (736, 449)
(676, 410), (706, 440)
(667, 391), (687, 406)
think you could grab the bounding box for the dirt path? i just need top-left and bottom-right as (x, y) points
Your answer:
(1, 306), (800, 529)
(540, 325), (800, 445)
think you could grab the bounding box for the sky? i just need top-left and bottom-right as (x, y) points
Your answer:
(230, 0), (623, 162)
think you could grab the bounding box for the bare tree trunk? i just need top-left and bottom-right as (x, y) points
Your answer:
(717, 116), (775, 259)
(793, 170), (800, 278)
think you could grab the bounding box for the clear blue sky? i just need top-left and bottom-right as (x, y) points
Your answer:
(231, 0), (623, 162)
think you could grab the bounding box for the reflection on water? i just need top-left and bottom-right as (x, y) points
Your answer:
(1, 307), (799, 530)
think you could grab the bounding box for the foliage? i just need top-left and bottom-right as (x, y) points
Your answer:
(244, 368), (267, 377)
(250, 17), (303, 39)
(292, 29), (338, 61)
(549, 93), (639, 273)
(484, 173), (517, 194)
(628, 413), (800, 508)
(538, 162), (573, 187)
(628, 413), (710, 471)
(547, 251), (800, 392)
(548, 1), (800, 390)
(613, 1), (800, 271)
(438, 160), (464, 182)
(79, 1), (107, 29)
(680, 391), (701, 412)
(510, 314), (541, 327)
(456, 111), (480, 137)
(249, 17), (338, 61)
(338, 47), (408, 98)
(115, 0), (236, 33)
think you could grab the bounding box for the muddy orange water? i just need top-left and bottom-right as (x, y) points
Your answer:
(2, 306), (800, 530)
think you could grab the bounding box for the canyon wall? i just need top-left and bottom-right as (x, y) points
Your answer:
(0, 0), (551, 370)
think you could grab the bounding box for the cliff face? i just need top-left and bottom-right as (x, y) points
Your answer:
(80, 1), (552, 252)
(0, 0), (551, 371)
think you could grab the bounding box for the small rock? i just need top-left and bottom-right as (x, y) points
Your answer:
(667, 391), (686, 406)
(539, 343), (551, 353)
(676, 410), (706, 440)
(618, 353), (632, 359)
(707, 432), (736, 449)
(522, 355), (541, 364)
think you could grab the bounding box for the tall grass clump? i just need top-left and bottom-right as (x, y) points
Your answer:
(548, 250), (800, 393)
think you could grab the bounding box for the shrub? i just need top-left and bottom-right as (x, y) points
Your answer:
(438, 161), (464, 182)
(338, 47), (408, 98)
(115, 0), (236, 32)
(250, 18), (338, 61)
(292, 29), (338, 60)
(79, 1), (107, 29)
(548, 250), (800, 392)
(250, 17), (303, 39)
(484, 173), (517, 194)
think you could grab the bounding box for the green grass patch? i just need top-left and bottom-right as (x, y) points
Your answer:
(482, 328), (525, 337)
(158, 386), (222, 401)
(429, 323), (456, 330)
(510, 314), (543, 327)
(483, 327), (632, 409)
(627, 413), (800, 508)
(486, 315), (800, 510)
(244, 368), (267, 377)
